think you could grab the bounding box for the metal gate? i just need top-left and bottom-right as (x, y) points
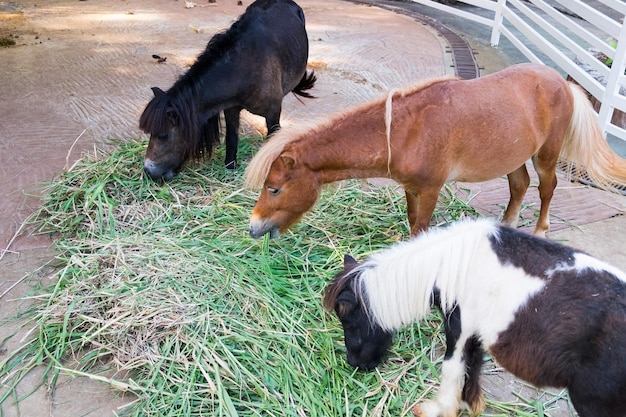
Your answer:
(410, 0), (626, 144)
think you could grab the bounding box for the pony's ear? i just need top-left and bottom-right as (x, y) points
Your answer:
(344, 254), (358, 268)
(165, 108), (179, 126)
(335, 290), (357, 318)
(151, 87), (166, 97)
(280, 154), (295, 168)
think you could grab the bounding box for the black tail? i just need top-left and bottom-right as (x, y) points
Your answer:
(292, 70), (316, 98)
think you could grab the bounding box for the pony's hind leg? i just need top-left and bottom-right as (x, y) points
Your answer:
(567, 351), (626, 417)
(501, 165), (530, 229)
(224, 107), (242, 169)
(531, 154), (558, 237)
(265, 105), (282, 136)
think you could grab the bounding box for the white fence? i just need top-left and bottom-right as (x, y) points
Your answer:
(409, 0), (626, 144)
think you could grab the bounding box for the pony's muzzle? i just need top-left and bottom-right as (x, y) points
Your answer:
(249, 216), (280, 239)
(144, 158), (175, 181)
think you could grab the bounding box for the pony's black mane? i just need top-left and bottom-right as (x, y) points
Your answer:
(323, 257), (367, 313)
(178, 6), (256, 88)
(323, 269), (355, 312)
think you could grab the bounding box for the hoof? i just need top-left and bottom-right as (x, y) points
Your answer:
(411, 405), (425, 417)
(469, 394), (486, 416)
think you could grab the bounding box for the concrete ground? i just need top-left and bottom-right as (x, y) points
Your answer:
(0, 0), (624, 416)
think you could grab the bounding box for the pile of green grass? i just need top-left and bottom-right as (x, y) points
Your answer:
(0, 137), (569, 416)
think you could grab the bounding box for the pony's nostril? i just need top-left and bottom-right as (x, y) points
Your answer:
(249, 228), (259, 239)
(249, 224), (264, 239)
(144, 166), (156, 179)
(143, 159), (175, 181)
(144, 159), (156, 173)
(143, 163), (161, 181)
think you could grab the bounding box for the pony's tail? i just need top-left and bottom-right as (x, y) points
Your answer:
(197, 115), (220, 159)
(292, 70), (317, 99)
(560, 83), (626, 192)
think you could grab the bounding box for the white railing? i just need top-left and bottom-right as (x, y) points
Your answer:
(409, 0), (626, 144)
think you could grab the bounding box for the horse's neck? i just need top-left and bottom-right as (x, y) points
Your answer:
(362, 240), (448, 330)
(364, 224), (492, 331)
(295, 106), (393, 183)
(173, 66), (234, 115)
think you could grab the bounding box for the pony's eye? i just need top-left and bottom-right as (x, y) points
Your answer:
(267, 186), (280, 195)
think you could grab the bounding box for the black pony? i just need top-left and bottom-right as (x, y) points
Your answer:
(139, 0), (316, 180)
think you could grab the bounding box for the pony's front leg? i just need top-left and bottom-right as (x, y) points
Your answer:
(405, 187), (440, 236)
(412, 302), (467, 417)
(412, 357), (465, 417)
(263, 103), (282, 136)
(224, 107), (241, 169)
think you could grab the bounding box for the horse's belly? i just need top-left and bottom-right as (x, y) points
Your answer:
(449, 158), (533, 183)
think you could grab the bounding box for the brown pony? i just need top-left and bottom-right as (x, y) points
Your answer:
(244, 63), (626, 238)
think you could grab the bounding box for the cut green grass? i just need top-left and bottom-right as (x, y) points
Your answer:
(0, 137), (571, 416)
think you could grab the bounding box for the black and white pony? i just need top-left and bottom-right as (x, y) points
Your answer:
(139, 0), (316, 180)
(323, 219), (626, 417)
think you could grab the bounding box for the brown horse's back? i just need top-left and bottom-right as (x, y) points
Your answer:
(392, 64), (573, 184)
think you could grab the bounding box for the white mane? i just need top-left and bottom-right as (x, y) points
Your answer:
(354, 219), (500, 331)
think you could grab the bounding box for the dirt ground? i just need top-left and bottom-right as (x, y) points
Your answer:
(0, 0), (625, 416)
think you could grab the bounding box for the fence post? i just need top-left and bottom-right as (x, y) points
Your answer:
(490, 0), (507, 47)
(598, 15), (626, 134)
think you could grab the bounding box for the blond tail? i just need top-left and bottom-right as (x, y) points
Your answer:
(560, 83), (626, 192)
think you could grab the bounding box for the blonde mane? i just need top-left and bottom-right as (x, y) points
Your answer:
(243, 75), (455, 189)
(385, 88), (401, 177)
(243, 127), (304, 189)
